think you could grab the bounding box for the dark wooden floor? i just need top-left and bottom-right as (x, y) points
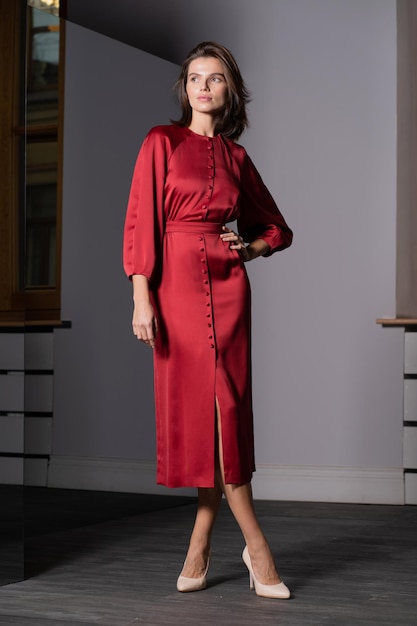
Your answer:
(0, 488), (416, 625)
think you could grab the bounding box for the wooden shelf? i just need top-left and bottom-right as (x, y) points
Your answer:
(376, 318), (417, 327)
(0, 320), (71, 330)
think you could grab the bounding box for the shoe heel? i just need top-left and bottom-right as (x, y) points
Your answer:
(249, 571), (254, 590)
(242, 545), (291, 600)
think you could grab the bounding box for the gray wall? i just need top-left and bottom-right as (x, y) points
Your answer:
(53, 23), (179, 459)
(54, 0), (403, 492)
(237, 0), (402, 468)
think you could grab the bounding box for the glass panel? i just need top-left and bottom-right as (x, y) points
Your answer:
(27, 0), (60, 17)
(26, 185), (57, 288)
(0, 0), (59, 589)
(25, 139), (57, 288)
(23, 7), (60, 290)
(27, 9), (60, 126)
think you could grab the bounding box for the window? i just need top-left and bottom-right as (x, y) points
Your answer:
(0, 0), (64, 322)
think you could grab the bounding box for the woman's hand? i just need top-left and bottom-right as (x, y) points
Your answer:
(131, 274), (158, 348)
(132, 300), (158, 348)
(221, 226), (251, 260)
(220, 226), (269, 262)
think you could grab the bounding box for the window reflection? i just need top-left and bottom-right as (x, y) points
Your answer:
(27, 9), (59, 124)
(26, 140), (58, 288)
(24, 7), (60, 291)
(27, 0), (60, 17)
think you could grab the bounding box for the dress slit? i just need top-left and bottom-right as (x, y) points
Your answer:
(214, 393), (226, 486)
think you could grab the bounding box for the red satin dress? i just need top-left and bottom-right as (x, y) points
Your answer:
(123, 125), (293, 488)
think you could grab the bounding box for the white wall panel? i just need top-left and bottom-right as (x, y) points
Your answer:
(24, 459), (49, 487)
(24, 417), (52, 455)
(0, 334), (24, 370)
(0, 373), (24, 412)
(0, 415), (24, 453)
(404, 333), (417, 374)
(0, 458), (23, 485)
(403, 426), (417, 469)
(25, 333), (53, 370)
(24, 375), (53, 413)
(405, 472), (417, 505)
(404, 379), (417, 422)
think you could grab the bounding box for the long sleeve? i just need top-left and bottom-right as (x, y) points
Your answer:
(237, 152), (293, 256)
(123, 128), (168, 283)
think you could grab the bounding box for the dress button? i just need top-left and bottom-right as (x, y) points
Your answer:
(206, 303), (210, 307)
(206, 313), (210, 318)
(205, 292), (209, 296)
(208, 323), (212, 327)
(204, 280), (208, 285)
(202, 204), (207, 209)
(201, 259), (206, 264)
(198, 236), (203, 241)
(208, 335), (213, 339)
(208, 165), (213, 169)
(202, 269), (207, 274)
(210, 344), (215, 349)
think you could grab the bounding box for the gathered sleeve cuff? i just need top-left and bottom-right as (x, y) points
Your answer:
(237, 152), (293, 256)
(123, 129), (168, 284)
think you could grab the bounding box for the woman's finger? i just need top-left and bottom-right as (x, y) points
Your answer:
(133, 321), (156, 348)
(230, 234), (244, 249)
(221, 228), (242, 246)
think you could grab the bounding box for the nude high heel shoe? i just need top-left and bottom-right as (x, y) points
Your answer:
(176, 554), (211, 593)
(242, 546), (291, 599)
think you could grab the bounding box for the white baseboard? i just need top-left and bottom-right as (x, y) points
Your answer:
(251, 464), (404, 504)
(47, 455), (196, 497)
(47, 455), (405, 505)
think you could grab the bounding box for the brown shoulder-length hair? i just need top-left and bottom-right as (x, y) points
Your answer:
(172, 41), (250, 141)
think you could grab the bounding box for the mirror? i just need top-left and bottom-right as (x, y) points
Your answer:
(1, 0), (182, 587)
(0, 1), (61, 586)
(25, 6), (60, 290)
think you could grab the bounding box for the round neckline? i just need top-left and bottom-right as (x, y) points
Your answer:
(186, 127), (217, 139)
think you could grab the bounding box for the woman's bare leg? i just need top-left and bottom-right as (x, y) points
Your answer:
(215, 398), (281, 585)
(180, 483), (223, 578)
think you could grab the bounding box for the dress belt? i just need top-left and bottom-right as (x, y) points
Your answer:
(165, 221), (224, 234)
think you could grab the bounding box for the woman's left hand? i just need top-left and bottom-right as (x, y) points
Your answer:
(221, 226), (252, 262)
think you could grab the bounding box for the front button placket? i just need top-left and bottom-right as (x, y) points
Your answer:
(197, 235), (216, 351)
(200, 137), (214, 220)
(195, 137), (217, 351)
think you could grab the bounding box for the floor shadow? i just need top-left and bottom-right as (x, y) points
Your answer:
(24, 487), (197, 578)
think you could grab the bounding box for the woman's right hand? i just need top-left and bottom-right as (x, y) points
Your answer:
(132, 301), (158, 348)
(131, 274), (158, 348)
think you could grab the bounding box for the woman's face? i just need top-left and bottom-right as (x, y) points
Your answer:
(186, 56), (228, 116)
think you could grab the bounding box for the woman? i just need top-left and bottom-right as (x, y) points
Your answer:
(123, 42), (293, 599)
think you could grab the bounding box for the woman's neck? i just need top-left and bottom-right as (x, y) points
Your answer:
(188, 113), (216, 137)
